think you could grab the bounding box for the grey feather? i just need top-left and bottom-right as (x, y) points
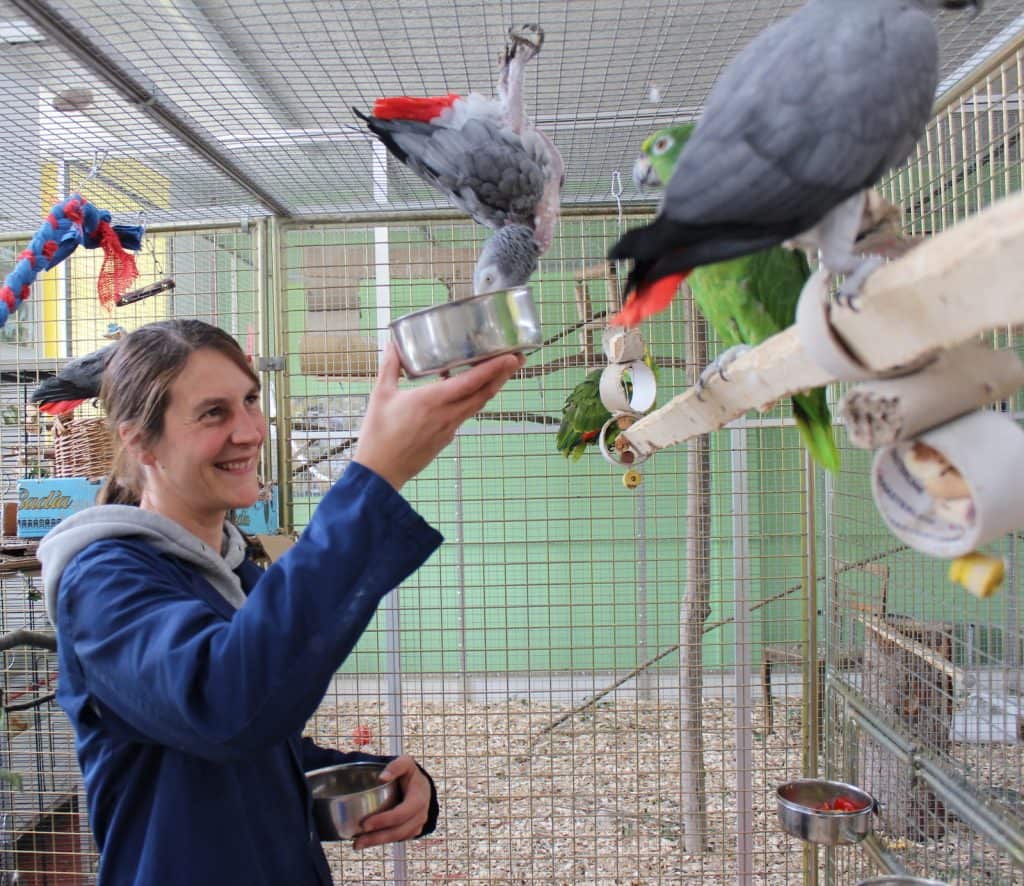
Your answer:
(663, 0), (942, 235)
(473, 224), (540, 293)
(610, 0), (976, 292)
(31, 343), (118, 407)
(369, 115), (550, 231)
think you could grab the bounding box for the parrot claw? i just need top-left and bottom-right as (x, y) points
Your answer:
(697, 344), (753, 392)
(831, 254), (884, 312)
(506, 24), (544, 62)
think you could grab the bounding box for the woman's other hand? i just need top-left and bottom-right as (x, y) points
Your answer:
(351, 754), (434, 849)
(354, 342), (523, 491)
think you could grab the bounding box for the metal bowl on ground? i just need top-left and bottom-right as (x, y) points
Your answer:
(390, 287), (542, 378)
(776, 778), (875, 846)
(307, 761), (401, 840)
(855, 878), (950, 885)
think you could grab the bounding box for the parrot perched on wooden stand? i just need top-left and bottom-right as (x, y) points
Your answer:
(609, 0), (980, 327)
(633, 124), (840, 473)
(354, 24), (563, 295)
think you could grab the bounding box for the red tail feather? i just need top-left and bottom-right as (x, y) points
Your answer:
(372, 93), (461, 122)
(38, 399), (86, 416)
(611, 271), (691, 327)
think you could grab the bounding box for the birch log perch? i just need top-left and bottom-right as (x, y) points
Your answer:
(617, 191), (1024, 461)
(840, 342), (1024, 449)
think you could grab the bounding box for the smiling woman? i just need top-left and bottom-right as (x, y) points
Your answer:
(98, 321), (266, 547)
(34, 318), (523, 885)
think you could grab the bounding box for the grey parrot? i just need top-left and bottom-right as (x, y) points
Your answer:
(31, 343), (118, 415)
(608, 0), (980, 327)
(354, 24), (563, 295)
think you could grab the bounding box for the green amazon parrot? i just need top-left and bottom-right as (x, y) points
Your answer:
(556, 356), (657, 461)
(632, 124), (840, 474)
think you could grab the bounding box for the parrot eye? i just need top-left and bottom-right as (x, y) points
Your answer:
(652, 136), (673, 155)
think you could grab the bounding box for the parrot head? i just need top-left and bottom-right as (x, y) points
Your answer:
(473, 224), (540, 294)
(632, 124), (696, 193)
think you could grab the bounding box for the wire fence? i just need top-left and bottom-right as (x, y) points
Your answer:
(825, 37), (1024, 886)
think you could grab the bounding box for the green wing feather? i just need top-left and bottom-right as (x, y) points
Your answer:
(556, 354), (659, 461)
(556, 370), (611, 460)
(641, 127), (840, 473)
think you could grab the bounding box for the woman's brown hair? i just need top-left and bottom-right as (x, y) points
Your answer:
(97, 319), (259, 506)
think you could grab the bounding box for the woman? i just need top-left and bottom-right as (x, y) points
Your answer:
(37, 319), (522, 885)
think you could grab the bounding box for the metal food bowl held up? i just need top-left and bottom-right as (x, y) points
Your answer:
(307, 761), (401, 841)
(390, 287), (542, 378)
(776, 778), (876, 846)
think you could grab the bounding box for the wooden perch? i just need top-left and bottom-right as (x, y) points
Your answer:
(840, 342), (1024, 448)
(618, 191), (1024, 460)
(0, 629), (56, 652)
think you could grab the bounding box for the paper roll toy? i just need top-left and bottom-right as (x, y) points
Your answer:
(871, 410), (1024, 559)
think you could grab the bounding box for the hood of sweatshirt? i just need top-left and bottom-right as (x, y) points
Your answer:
(37, 504), (249, 625)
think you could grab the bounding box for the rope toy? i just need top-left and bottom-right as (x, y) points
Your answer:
(0, 193), (143, 326)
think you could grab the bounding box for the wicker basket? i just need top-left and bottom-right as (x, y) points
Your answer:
(52, 414), (114, 479)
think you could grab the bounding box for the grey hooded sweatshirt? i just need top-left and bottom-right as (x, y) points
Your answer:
(38, 504), (249, 625)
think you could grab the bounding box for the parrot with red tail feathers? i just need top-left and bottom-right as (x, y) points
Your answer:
(608, 0), (980, 327)
(31, 343), (118, 416)
(354, 24), (563, 295)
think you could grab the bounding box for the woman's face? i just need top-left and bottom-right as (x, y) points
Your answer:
(137, 347), (265, 525)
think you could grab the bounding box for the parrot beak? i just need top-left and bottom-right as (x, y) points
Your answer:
(632, 157), (662, 193)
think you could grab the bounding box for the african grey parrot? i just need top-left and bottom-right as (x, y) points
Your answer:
(608, 0), (980, 327)
(31, 343), (118, 415)
(354, 24), (563, 295)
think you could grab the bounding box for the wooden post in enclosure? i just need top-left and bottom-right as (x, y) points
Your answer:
(680, 285), (712, 853)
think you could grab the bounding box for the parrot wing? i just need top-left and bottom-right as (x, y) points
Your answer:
(31, 343), (117, 414)
(355, 104), (553, 232)
(556, 370), (611, 460)
(662, 2), (938, 235)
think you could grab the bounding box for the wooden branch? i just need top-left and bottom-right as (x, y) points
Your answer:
(841, 343), (1024, 448)
(0, 629), (56, 652)
(518, 351), (688, 381)
(861, 617), (964, 687)
(6, 691), (54, 712)
(619, 192), (1024, 459)
(530, 543), (910, 745)
(474, 410), (559, 425)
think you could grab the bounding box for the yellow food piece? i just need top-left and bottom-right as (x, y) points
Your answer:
(622, 469), (642, 489)
(949, 552), (1005, 599)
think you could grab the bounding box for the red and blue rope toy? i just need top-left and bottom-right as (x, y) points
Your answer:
(0, 193), (144, 327)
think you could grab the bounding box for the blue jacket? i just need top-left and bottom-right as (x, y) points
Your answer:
(52, 464), (443, 885)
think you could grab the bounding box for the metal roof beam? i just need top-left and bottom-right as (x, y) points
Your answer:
(8, 0), (294, 218)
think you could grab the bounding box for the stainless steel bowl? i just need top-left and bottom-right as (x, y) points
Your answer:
(776, 778), (875, 846)
(855, 878), (951, 885)
(307, 761), (401, 840)
(390, 287), (542, 378)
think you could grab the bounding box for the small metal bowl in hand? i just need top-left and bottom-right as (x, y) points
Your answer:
(776, 778), (875, 845)
(307, 761), (401, 841)
(390, 287), (542, 378)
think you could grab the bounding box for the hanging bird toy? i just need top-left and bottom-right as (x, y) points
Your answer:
(0, 193), (143, 327)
